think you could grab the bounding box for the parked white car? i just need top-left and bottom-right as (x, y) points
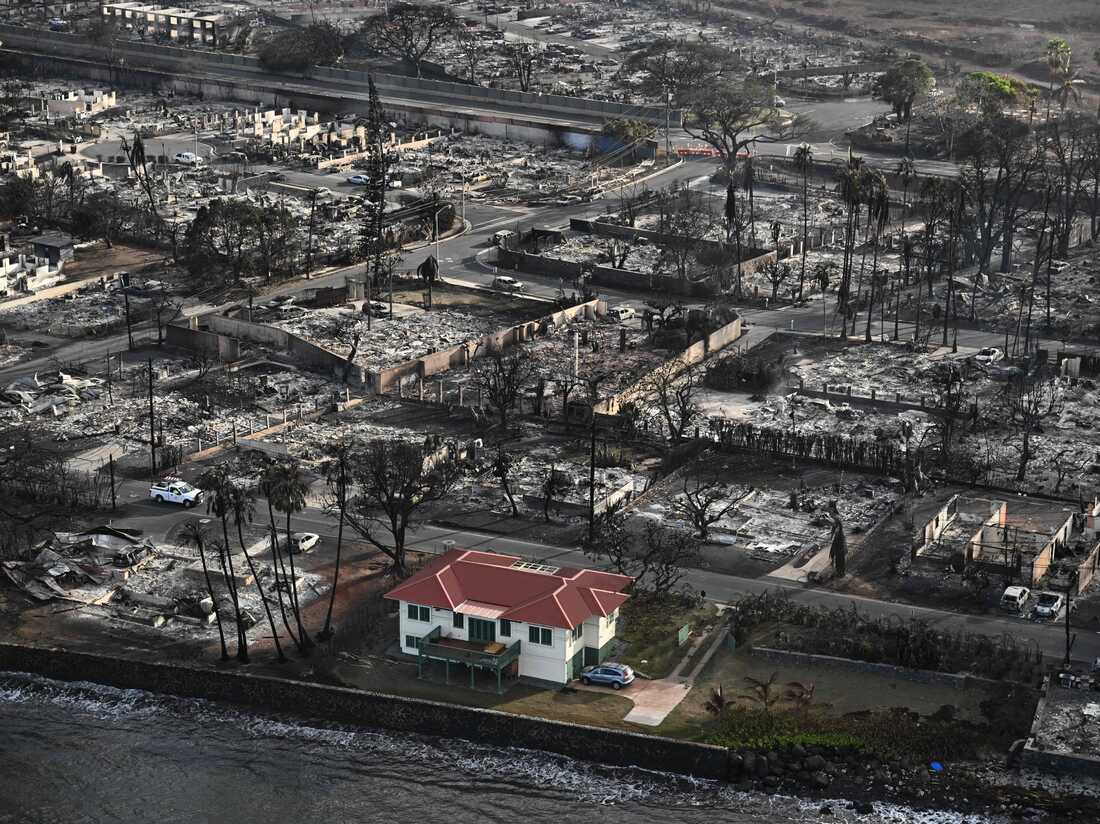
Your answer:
(999, 585), (1030, 613)
(608, 305), (636, 322)
(974, 347), (1004, 364)
(173, 152), (204, 167)
(1049, 260), (1070, 273)
(288, 533), (320, 553)
(149, 479), (203, 507)
(1033, 591), (1065, 620)
(346, 174), (371, 185)
(492, 275), (526, 292)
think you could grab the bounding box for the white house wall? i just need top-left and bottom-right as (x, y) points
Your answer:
(397, 599), (571, 684)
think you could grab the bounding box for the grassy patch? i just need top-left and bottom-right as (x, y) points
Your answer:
(617, 597), (719, 678)
(706, 706), (996, 764)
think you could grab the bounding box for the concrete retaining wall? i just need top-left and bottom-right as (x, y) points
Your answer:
(751, 647), (1006, 690)
(374, 299), (603, 394)
(0, 642), (729, 780)
(596, 315), (742, 415)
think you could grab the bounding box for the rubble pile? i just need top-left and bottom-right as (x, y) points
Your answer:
(635, 478), (897, 559)
(272, 307), (500, 369)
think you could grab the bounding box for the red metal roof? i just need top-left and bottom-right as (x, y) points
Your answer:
(385, 549), (632, 630)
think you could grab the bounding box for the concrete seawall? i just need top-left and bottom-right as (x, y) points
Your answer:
(0, 642), (730, 780)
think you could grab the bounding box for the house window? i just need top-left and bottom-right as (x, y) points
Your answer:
(528, 626), (552, 646)
(499, 619), (511, 638)
(571, 625), (583, 642)
(406, 604), (429, 622)
(453, 612), (464, 629)
(405, 635), (420, 650)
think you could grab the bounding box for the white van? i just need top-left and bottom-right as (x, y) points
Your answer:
(492, 275), (526, 292)
(149, 478), (203, 507)
(492, 229), (517, 247)
(608, 305), (636, 322)
(173, 151), (204, 167)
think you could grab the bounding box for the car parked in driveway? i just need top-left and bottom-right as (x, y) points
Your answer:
(580, 662), (635, 689)
(347, 174), (371, 185)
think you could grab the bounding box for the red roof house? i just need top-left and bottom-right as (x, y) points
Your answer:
(386, 549), (633, 687)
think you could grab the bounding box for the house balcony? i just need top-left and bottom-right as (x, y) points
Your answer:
(415, 626), (522, 693)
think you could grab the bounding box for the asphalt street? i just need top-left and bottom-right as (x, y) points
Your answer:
(117, 482), (1100, 668)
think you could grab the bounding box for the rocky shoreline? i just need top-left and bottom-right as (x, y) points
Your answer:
(722, 742), (1099, 822)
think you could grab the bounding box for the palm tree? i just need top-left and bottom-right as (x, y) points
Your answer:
(865, 172), (891, 342)
(836, 154), (865, 337)
(197, 464), (249, 662)
(259, 464), (300, 651)
(266, 460), (313, 652)
(318, 440), (353, 642)
(896, 156), (916, 214)
(228, 478), (285, 662)
(181, 521), (229, 661)
(744, 156), (757, 250)
(793, 143), (813, 300)
(1045, 38), (1071, 119)
(896, 235), (915, 340)
(1055, 66), (1083, 112)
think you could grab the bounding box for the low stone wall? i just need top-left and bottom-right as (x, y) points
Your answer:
(0, 642), (728, 780)
(596, 315), (742, 415)
(373, 299), (604, 394)
(751, 647), (1007, 690)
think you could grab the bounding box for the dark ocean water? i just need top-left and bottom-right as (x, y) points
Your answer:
(0, 672), (993, 824)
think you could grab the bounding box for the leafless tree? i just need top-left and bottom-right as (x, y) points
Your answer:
(1007, 371), (1064, 482)
(639, 521), (700, 599)
(453, 25), (485, 84)
(641, 361), (702, 441)
(541, 464), (570, 523)
(344, 439), (463, 576)
(474, 351), (536, 428)
(671, 476), (751, 540)
(491, 447), (519, 517)
(505, 42), (542, 92)
(759, 258), (794, 302)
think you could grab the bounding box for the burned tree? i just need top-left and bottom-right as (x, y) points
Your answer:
(1007, 370), (1064, 483)
(491, 447), (520, 517)
(474, 351), (536, 428)
(345, 439), (463, 576)
(641, 361), (702, 441)
(359, 3), (458, 78)
(671, 477), (751, 541)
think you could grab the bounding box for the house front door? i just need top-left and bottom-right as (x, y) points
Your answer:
(469, 618), (496, 645)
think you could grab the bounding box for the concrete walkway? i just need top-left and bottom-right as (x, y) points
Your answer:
(578, 623), (731, 727)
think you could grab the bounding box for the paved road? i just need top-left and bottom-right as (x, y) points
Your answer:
(118, 483), (1100, 667)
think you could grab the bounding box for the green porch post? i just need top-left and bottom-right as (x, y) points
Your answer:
(445, 659), (449, 684)
(470, 664), (475, 689)
(496, 665), (502, 694)
(417, 646), (423, 679)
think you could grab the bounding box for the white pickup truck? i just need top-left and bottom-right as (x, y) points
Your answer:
(149, 479), (203, 507)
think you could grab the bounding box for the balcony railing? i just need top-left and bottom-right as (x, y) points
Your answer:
(416, 626), (521, 671)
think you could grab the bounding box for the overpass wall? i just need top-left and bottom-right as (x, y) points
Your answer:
(0, 25), (678, 127)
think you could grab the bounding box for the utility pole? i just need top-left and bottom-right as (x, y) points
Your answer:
(147, 357), (156, 477)
(123, 290), (135, 350)
(305, 188), (318, 279)
(109, 453), (117, 512)
(105, 352), (113, 405)
(587, 411), (597, 544)
(1064, 593), (1076, 667)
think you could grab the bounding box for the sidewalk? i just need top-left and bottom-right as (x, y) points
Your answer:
(578, 623), (731, 727)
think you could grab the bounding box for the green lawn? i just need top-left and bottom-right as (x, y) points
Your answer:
(616, 597), (720, 678)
